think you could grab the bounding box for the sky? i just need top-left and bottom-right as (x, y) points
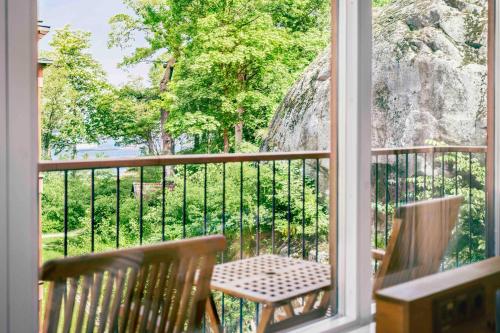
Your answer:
(38, 0), (150, 86)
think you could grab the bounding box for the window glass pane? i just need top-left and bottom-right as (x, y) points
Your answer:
(371, 0), (489, 292)
(37, 0), (335, 330)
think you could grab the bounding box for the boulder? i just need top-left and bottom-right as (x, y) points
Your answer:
(262, 0), (488, 153)
(261, 49), (331, 152)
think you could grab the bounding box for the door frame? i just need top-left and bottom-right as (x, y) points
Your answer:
(0, 0), (39, 331)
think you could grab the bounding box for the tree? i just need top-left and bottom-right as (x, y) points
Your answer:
(109, 0), (329, 154)
(41, 26), (110, 159)
(109, 0), (209, 155)
(171, 0), (329, 152)
(96, 80), (165, 155)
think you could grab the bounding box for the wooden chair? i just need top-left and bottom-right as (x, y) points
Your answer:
(40, 235), (226, 333)
(372, 195), (463, 294)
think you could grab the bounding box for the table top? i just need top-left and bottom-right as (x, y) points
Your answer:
(210, 255), (331, 304)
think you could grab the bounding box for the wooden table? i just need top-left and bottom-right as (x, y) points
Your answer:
(206, 255), (332, 333)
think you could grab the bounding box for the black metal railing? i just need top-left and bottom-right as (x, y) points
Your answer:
(371, 146), (488, 269)
(39, 151), (330, 332)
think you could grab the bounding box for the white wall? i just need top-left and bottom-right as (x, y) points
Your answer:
(0, 0), (39, 331)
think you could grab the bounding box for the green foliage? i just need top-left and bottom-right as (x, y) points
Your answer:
(41, 172), (90, 233)
(373, 0), (393, 7)
(108, 0), (207, 65)
(109, 0), (330, 152)
(41, 26), (110, 159)
(170, 3), (294, 149)
(41, 2), (330, 157)
(42, 159), (329, 261)
(265, 0), (330, 33)
(96, 81), (165, 154)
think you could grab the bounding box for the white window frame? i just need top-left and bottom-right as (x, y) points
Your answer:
(0, 0), (7, 328)
(0, 0), (39, 331)
(292, 0), (373, 331)
(494, 0), (500, 257)
(9, 0), (499, 331)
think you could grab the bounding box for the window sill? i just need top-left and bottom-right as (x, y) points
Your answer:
(288, 304), (376, 333)
(287, 315), (373, 333)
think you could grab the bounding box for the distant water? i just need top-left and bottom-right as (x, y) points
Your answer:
(55, 136), (194, 160)
(55, 139), (142, 160)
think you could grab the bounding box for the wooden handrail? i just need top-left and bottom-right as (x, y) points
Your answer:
(371, 145), (487, 156)
(38, 151), (331, 172)
(38, 146), (487, 172)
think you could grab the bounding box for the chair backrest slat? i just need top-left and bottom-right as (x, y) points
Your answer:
(166, 258), (190, 333)
(97, 271), (115, 333)
(86, 272), (103, 332)
(147, 263), (169, 332)
(137, 264), (159, 332)
(75, 275), (91, 333)
(62, 278), (78, 333)
(119, 267), (138, 333)
(158, 261), (180, 333)
(175, 258), (198, 332)
(128, 266), (149, 332)
(373, 196), (462, 293)
(43, 281), (64, 333)
(108, 269), (126, 332)
(41, 235), (226, 333)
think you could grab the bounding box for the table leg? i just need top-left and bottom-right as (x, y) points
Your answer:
(318, 290), (331, 310)
(303, 292), (319, 313)
(283, 303), (295, 318)
(257, 305), (275, 333)
(206, 294), (222, 333)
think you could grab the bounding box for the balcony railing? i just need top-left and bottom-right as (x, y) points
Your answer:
(38, 146), (488, 331)
(371, 145), (488, 269)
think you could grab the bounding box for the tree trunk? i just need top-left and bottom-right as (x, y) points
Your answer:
(234, 106), (244, 149)
(71, 145), (77, 159)
(41, 136), (51, 160)
(159, 57), (176, 155)
(160, 109), (174, 154)
(235, 72), (246, 150)
(223, 128), (230, 153)
(147, 136), (156, 155)
(42, 147), (51, 160)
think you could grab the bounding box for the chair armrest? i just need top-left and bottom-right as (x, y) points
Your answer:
(371, 249), (386, 261)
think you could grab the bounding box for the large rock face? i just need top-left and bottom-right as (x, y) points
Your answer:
(262, 49), (331, 152)
(262, 0), (487, 152)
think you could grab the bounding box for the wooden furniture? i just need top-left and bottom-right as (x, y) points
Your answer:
(375, 256), (500, 333)
(40, 235), (226, 333)
(372, 195), (463, 294)
(209, 255), (331, 333)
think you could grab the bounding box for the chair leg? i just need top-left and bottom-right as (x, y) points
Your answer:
(205, 294), (222, 333)
(257, 305), (275, 333)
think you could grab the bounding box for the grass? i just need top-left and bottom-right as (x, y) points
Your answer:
(41, 237), (64, 262)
